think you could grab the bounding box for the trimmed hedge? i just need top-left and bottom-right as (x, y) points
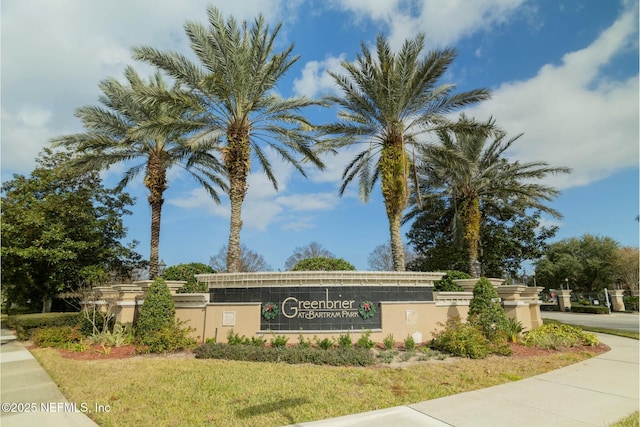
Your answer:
(32, 326), (82, 348)
(570, 305), (610, 314)
(5, 313), (80, 340)
(193, 343), (376, 366)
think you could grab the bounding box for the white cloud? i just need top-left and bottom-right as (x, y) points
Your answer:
(167, 148), (337, 231)
(0, 0), (304, 177)
(309, 146), (366, 184)
(275, 193), (338, 211)
(168, 187), (228, 215)
(463, 3), (639, 190)
(328, 0), (528, 49)
(293, 55), (346, 98)
(281, 216), (316, 231)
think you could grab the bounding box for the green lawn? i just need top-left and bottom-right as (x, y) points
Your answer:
(33, 348), (595, 427)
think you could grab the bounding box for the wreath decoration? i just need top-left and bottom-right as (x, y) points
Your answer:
(358, 301), (376, 319)
(262, 302), (279, 320)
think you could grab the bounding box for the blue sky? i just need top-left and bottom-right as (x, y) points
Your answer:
(2, 0), (638, 272)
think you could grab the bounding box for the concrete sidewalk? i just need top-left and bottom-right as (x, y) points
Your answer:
(0, 325), (98, 427)
(291, 333), (639, 427)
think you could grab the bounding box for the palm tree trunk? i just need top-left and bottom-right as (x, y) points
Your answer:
(227, 180), (245, 273)
(145, 152), (167, 279)
(462, 198), (481, 277)
(149, 197), (162, 279)
(380, 140), (409, 271)
(388, 211), (405, 271)
(225, 126), (251, 273)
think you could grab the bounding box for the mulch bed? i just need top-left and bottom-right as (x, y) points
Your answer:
(58, 344), (137, 360)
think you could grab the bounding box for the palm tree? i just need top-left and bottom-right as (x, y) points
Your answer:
(408, 116), (571, 277)
(132, 6), (325, 272)
(52, 66), (226, 279)
(322, 34), (490, 271)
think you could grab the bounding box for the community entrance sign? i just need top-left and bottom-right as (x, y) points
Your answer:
(209, 285), (434, 331)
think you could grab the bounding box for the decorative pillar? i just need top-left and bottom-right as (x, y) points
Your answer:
(608, 289), (626, 312)
(521, 286), (545, 329)
(555, 289), (572, 312)
(112, 284), (144, 324)
(496, 285), (530, 330)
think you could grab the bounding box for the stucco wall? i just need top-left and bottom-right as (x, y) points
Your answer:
(87, 274), (543, 345)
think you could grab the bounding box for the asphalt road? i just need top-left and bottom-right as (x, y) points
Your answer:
(541, 311), (640, 332)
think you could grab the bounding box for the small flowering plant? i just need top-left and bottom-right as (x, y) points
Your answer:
(262, 302), (279, 320)
(358, 301), (376, 319)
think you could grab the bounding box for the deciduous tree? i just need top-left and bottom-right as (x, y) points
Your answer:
(535, 235), (619, 292)
(209, 245), (271, 272)
(613, 247), (639, 294)
(163, 262), (215, 293)
(284, 242), (334, 270)
(291, 257), (355, 271)
(367, 241), (417, 271)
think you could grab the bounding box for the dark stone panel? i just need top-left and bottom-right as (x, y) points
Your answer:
(210, 286), (433, 331)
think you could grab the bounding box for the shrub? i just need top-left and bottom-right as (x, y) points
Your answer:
(291, 257), (356, 271)
(337, 333), (352, 349)
(404, 335), (416, 351)
(193, 343), (375, 366)
(383, 333), (395, 350)
(77, 304), (118, 336)
(297, 332), (312, 348)
(135, 278), (176, 338)
(503, 318), (524, 343)
(468, 278), (508, 340)
(249, 336), (267, 347)
(78, 312), (114, 337)
(488, 335), (513, 356)
(521, 323), (599, 349)
(32, 326), (82, 348)
(134, 278), (194, 353)
(356, 330), (375, 350)
(376, 350), (398, 364)
(6, 313), (80, 340)
(136, 320), (196, 354)
(431, 318), (490, 359)
(623, 295), (639, 311)
(316, 337), (334, 350)
(270, 335), (289, 348)
(88, 323), (132, 347)
(434, 270), (469, 292)
(226, 329), (247, 345)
